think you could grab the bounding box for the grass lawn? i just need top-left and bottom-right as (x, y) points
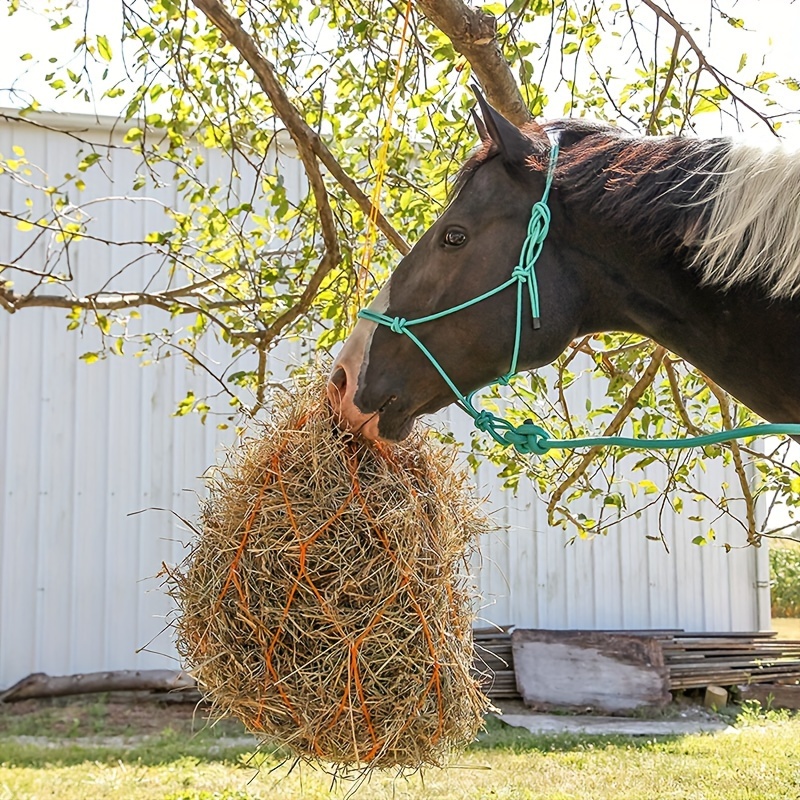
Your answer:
(1, 700), (800, 799)
(773, 617), (800, 639)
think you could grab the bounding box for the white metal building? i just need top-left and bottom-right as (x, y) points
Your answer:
(0, 112), (770, 691)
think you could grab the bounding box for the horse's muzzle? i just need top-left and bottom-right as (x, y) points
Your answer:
(326, 360), (382, 441)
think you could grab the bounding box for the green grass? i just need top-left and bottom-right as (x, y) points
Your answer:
(773, 616), (800, 640)
(2, 711), (800, 799)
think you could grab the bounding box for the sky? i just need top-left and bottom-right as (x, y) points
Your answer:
(1, 0), (799, 142)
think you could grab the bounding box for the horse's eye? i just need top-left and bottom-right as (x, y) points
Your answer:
(443, 229), (467, 248)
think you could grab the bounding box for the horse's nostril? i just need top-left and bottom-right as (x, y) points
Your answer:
(330, 366), (347, 394)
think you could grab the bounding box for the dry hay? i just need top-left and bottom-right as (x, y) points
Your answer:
(167, 372), (492, 771)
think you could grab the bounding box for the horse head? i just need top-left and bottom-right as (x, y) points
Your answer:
(328, 94), (800, 439)
(327, 96), (588, 441)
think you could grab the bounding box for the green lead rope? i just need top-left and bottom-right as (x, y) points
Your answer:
(358, 142), (800, 455)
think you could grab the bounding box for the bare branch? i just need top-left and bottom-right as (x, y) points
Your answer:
(703, 375), (760, 546)
(638, 0), (779, 136)
(664, 357), (704, 435)
(547, 345), (667, 521)
(646, 28), (681, 135)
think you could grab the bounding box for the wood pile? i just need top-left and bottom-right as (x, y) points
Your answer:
(471, 629), (800, 703)
(661, 631), (800, 690)
(472, 627), (520, 700)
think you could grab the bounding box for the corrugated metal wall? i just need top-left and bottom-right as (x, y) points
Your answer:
(0, 113), (769, 690)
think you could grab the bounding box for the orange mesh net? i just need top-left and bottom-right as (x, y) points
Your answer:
(168, 373), (490, 771)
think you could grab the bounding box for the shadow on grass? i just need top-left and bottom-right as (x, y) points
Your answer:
(0, 714), (693, 769)
(468, 715), (688, 754)
(0, 724), (278, 769)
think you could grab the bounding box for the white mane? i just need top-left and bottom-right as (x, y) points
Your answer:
(692, 142), (800, 299)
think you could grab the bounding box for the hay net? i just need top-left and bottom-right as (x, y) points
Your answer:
(168, 373), (491, 770)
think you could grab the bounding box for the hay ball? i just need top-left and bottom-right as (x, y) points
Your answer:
(168, 374), (492, 770)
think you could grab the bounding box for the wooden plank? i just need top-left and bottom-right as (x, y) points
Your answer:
(663, 642), (786, 651)
(669, 659), (800, 673)
(664, 640), (800, 649)
(738, 683), (800, 710)
(665, 648), (800, 659)
(671, 663), (800, 678)
(512, 630), (671, 712)
(671, 666), (800, 690)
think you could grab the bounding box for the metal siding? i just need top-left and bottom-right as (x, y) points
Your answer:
(0, 114), (765, 690)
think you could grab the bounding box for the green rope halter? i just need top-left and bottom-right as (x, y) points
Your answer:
(358, 142), (800, 455)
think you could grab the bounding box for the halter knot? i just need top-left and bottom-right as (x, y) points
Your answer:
(504, 421), (551, 456)
(389, 317), (408, 335)
(473, 410), (497, 433)
(528, 201), (551, 239)
(511, 265), (530, 282)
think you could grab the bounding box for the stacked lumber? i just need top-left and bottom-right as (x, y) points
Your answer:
(472, 627), (520, 699)
(470, 629), (800, 704)
(662, 632), (800, 690)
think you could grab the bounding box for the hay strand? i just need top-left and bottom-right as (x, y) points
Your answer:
(167, 372), (491, 770)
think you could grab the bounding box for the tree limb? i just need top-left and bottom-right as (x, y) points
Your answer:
(191, 0), (409, 255)
(703, 375), (759, 545)
(547, 345), (667, 521)
(646, 28), (681, 135)
(416, 0), (532, 126)
(0, 670), (196, 702)
(638, 0), (779, 136)
(664, 357), (703, 435)
(0, 285), (264, 342)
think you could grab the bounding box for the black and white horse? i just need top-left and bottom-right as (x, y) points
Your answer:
(329, 97), (800, 441)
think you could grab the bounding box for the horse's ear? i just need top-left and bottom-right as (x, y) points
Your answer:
(470, 107), (490, 143)
(471, 85), (537, 163)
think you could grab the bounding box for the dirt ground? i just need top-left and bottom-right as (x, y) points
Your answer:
(0, 694), (247, 739)
(0, 693), (736, 742)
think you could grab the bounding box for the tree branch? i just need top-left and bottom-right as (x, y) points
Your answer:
(638, 0), (779, 136)
(703, 375), (759, 545)
(416, 0), (531, 126)
(190, 0), (409, 255)
(646, 28), (681, 135)
(664, 357), (703, 436)
(0, 284), (264, 342)
(547, 345), (667, 522)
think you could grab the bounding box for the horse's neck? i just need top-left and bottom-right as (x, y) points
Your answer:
(615, 255), (800, 424)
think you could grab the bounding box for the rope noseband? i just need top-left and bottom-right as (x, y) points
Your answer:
(358, 142), (800, 454)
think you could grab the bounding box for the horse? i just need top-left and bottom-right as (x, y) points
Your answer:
(327, 92), (800, 444)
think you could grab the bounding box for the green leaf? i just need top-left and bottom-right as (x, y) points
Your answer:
(123, 127), (143, 144)
(738, 53), (747, 73)
(173, 391), (196, 417)
(96, 314), (111, 335)
(97, 34), (112, 61)
(693, 97), (719, 115)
